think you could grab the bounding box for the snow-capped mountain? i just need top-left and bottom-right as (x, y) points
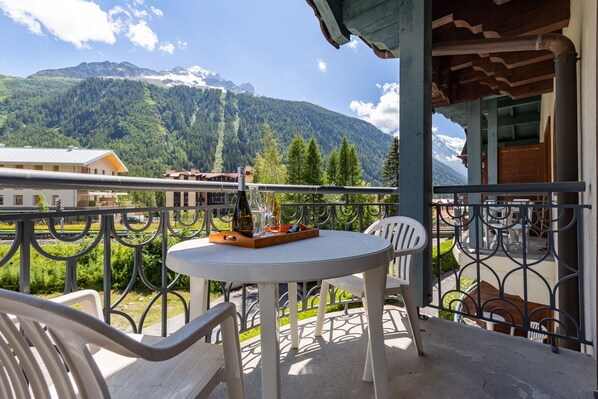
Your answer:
(432, 132), (467, 177)
(30, 61), (255, 94)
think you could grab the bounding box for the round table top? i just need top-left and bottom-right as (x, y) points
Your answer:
(166, 230), (393, 283)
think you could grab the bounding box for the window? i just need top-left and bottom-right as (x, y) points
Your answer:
(52, 195), (60, 205)
(33, 195), (40, 205)
(15, 165), (23, 169)
(0, 195), (3, 205)
(94, 168), (98, 174)
(14, 195), (23, 206)
(102, 170), (105, 175)
(53, 165), (60, 172)
(112, 172), (115, 176)
(35, 165), (43, 170)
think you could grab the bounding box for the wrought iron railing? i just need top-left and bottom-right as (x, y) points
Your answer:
(0, 169), (398, 337)
(1, 169), (591, 349)
(431, 182), (591, 349)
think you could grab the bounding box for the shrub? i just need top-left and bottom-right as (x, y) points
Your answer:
(431, 238), (459, 278)
(438, 277), (476, 320)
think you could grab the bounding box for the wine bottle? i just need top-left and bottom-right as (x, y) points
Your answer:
(232, 166), (254, 238)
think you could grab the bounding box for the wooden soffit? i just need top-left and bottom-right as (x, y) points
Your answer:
(307, 0), (571, 105)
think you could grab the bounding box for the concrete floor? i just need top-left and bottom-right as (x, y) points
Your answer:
(209, 307), (595, 399)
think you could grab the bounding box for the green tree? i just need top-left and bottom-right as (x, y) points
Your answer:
(381, 136), (400, 187)
(285, 135), (306, 202)
(336, 137), (351, 186)
(348, 144), (364, 187)
(325, 149), (338, 185)
(381, 136), (400, 215)
(253, 124), (286, 184)
(303, 137), (325, 203)
(37, 193), (49, 212)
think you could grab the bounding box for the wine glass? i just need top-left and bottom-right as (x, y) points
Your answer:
(262, 192), (277, 236)
(249, 186), (265, 237)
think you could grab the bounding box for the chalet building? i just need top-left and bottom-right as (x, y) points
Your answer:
(0, 146), (128, 209)
(163, 169), (253, 208)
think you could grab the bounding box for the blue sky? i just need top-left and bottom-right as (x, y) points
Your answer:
(0, 0), (464, 138)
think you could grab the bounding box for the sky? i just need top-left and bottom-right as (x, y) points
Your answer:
(0, 0), (465, 139)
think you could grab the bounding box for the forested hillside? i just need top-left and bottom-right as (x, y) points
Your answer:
(0, 76), (465, 185)
(0, 77), (393, 181)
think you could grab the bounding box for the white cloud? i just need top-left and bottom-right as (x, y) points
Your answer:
(317, 58), (327, 72)
(177, 40), (187, 50)
(150, 6), (163, 17)
(432, 126), (439, 134)
(0, 0), (116, 48)
(347, 38), (359, 51)
(349, 82), (400, 135)
(159, 41), (175, 54)
(0, 0), (181, 52)
(127, 20), (158, 51)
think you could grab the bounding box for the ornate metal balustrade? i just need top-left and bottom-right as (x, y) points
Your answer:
(0, 169), (398, 338)
(431, 182), (592, 349)
(1, 169), (591, 349)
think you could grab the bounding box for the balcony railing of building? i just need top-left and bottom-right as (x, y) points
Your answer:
(0, 169), (400, 338)
(431, 182), (591, 350)
(0, 169), (592, 350)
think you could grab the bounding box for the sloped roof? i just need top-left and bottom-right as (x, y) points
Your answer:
(0, 147), (128, 173)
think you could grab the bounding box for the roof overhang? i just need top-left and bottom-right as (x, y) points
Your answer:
(307, 0), (570, 105)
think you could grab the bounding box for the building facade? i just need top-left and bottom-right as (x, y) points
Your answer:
(163, 170), (252, 208)
(0, 146), (128, 209)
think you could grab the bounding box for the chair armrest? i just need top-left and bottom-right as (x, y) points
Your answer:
(147, 302), (239, 360)
(394, 246), (426, 258)
(50, 290), (103, 321)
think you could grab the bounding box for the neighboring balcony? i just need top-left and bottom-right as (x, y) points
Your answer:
(0, 169), (594, 397)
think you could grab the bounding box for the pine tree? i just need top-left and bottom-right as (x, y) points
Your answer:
(326, 149), (338, 185)
(253, 124), (286, 184)
(348, 144), (364, 187)
(381, 136), (400, 215)
(304, 137), (325, 203)
(337, 137), (351, 186)
(381, 136), (400, 187)
(285, 135), (306, 202)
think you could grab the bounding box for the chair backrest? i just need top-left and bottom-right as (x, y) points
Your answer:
(365, 216), (428, 284)
(528, 321), (547, 343)
(508, 199), (532, 225)
(0, 289), (138, 399)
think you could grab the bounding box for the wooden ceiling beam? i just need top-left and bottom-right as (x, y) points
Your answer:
(432, 0), (569, 38)
(447, 77), (553, 104)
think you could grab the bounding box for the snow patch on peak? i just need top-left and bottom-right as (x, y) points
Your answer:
(432, 131), (467, 177)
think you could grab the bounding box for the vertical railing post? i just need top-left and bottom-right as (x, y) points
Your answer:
(19, 220), (32, 295)
(161, 210), (169, 336)
(101, 214), (112, 324)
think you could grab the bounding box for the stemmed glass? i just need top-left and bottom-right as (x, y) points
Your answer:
(249, 186), (265, 237)
(262, 192), (279, 236)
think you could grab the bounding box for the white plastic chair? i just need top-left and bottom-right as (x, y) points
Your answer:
(484, 200), (510, 251)
(314, 217), (428, 360)
(528, 321), (548, 343)
(0, 289), (245, 399)
(508, 199), (532, 250)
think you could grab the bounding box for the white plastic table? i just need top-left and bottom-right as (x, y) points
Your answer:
(166, 230), (394, 399)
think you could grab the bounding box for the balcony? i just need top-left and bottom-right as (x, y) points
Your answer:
(0, 169), (594, 397)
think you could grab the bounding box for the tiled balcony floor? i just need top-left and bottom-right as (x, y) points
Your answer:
(209, 306), (594, 398)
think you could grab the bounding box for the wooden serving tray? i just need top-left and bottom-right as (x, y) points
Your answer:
(209, 223), (319, 248)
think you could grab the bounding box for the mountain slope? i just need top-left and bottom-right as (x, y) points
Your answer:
(0, 78), (391, 180)
(0, 70), (465, 186)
